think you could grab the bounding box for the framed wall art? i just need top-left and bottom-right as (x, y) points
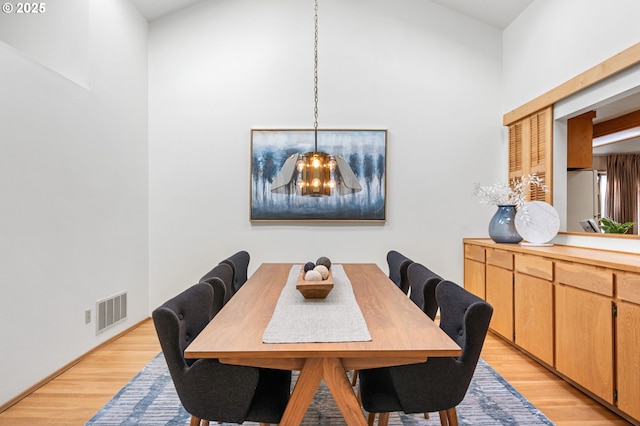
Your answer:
(250, 129), (387, 222)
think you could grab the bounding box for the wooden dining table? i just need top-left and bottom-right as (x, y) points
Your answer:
(185, 263), (461, 426)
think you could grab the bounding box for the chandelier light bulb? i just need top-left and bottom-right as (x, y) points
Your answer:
(296, 160), (305, 172)
(312, 178), (321, 188)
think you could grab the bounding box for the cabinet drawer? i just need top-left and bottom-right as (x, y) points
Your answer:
(556, 261), (613, 297)
(465, 244), (485, 262)
(515, 254), (553, 280)
(617, 272), (640, 305)
(487, 248), (513, 270)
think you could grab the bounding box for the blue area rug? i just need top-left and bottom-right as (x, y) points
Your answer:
(86, 353), (554, 425)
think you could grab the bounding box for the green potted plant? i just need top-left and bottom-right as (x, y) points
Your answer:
(598, 217), (635, 234)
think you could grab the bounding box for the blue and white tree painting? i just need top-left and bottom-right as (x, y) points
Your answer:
(250, 129), (387, 221)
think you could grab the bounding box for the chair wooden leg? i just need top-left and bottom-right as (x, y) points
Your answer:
(424, 412), (430, 419)
(378, 412), (390, 426)
(189, 416), (201, 426)
(351, 369), (358, 386)
(446, 407), (458, 426)
(367, 412), (376, 426)
(259, 423), (270, 426)
(202, 421), (209, 426)
(438, 410), (449, 426)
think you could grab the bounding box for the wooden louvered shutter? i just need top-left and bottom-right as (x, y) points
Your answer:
(507, 106), (553, 204)
(529, 107), (552, 203)
(508, 121), (523, 181)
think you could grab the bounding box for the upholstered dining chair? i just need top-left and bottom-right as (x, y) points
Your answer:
(152, 283), (291, 426)
(386, 250), (413, 294)
(407, 262), (443, 320)
(199, 262), (235, 311)
(359, 280), (493, 426)
(220, 250), (250, 292)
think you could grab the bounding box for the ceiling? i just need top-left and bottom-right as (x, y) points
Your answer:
(428, 0), (534, 29)
(130, 0), (200, 22)
(130, 0), (534, 28)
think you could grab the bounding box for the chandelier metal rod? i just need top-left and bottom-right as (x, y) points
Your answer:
(313, 0), (319, 153)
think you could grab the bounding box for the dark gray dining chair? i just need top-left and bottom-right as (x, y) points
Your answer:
(152, 283), (291, 426)
(407, 262), (443, 320)
(199, 262), (234, 311)
(359, 280), (493, 426)
(220, 250), (250, 292)
(386, 250), (413, 294)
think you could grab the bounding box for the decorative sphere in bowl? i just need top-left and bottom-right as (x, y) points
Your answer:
(316, 256), (331, 270)
(303, 262), (315, 272)
(314, 264), (329, 279)
(304, 270), (323, 281)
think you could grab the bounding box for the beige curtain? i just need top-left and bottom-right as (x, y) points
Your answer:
(605, 154), (640, 234)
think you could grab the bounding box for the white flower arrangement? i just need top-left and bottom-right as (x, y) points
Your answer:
(473, 174), (548, 211)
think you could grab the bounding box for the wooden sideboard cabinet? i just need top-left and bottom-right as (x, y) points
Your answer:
(463, 238), (640, 424)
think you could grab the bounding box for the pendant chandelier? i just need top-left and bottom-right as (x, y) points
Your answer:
(271, 0), (361, 197)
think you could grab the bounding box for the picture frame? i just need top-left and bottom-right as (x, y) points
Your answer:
(250, 129), (387, 222)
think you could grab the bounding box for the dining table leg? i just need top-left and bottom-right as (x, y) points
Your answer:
(279, 357), (368, 426)
(279, 358), (324, 426)
(322, 357), (368, 426)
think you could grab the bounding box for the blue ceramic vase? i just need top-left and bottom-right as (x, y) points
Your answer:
(488, 205), (522, 244)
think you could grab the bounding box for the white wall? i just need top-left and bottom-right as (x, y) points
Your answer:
(0, 0), (89, 87)
(148, 0), (504, 308)
(0, 0), (148, 406)
(503, 0), (640, 112)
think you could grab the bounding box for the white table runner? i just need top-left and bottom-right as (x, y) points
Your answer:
(262, 264), (372, 343)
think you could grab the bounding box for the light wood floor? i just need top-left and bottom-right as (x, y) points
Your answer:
(0, 320), (161, 425)
(0, 318), (631, 425)
(481, 332), (632, 426)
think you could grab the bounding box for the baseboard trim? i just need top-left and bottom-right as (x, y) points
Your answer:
(0, 318), (151, 413)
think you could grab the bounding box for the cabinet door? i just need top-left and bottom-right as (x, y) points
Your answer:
(464, 258), (485, 300)
(514, 273), (554, 365)
(556, 284), (614, 403)
(486, 265), (513, 341)
(567, 110), (596, 169)
(617, 301), (640, 420)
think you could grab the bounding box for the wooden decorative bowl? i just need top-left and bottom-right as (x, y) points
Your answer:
(296, 268), (334, 299)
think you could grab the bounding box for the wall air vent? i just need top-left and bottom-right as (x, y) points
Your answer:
(96, 291), (127, 334)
